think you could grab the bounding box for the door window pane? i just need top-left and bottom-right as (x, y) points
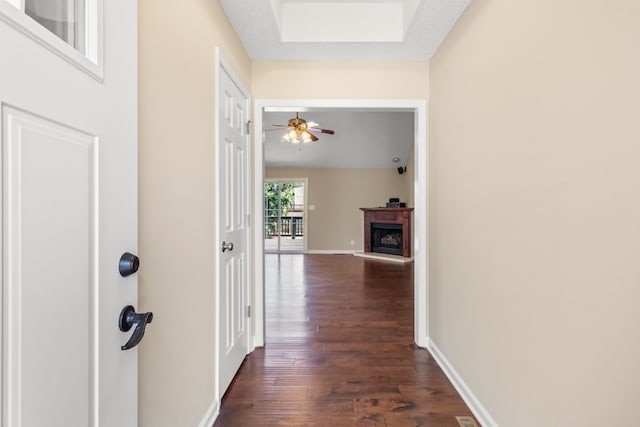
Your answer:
(25, 0), (85, 53)
(264, 181), (305, 253)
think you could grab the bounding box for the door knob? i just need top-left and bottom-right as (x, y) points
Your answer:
(119, 252), (140, 277)
(119, 305), (153, 350)
(221, 241), (234, 252)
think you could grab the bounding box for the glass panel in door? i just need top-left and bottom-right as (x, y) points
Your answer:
(25, 0), (86, 53)
(264, 181), (305, 253)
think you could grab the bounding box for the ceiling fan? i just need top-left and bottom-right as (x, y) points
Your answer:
(265, 112), (335, 143)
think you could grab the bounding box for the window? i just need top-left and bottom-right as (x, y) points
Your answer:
(25, 0), (86, 54)
(1, 0), (102, 79)
(264, 180), (307, 253)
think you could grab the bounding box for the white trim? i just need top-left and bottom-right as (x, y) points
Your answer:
(214, 47), (253, 405)
(253, 99), (428, 349)
(352, 251), (413, 264)
(414, 101), (429, 347)
(213, 47), (222, 409)
(426, 338), (499, 427)
(253, 104), (265, 347)
(306, 250), (356, 255)
(196, 399), (220, 427)
(0, 0), (104, 81)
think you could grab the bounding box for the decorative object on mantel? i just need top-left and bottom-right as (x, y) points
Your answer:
(386, 197), (406, 208)
(360, 207), (414, 258)
(264, 112), (335, 144)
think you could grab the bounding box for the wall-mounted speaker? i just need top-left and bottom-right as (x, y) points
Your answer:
(397, 166), (407, 175)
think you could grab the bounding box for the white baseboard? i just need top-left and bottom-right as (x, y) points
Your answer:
(352, 251), (413, 264)
(305, 250), (356, 254)
(196, 399), (219, 427)
(415, 328), (428, 349)
(426, 338), (499, 427)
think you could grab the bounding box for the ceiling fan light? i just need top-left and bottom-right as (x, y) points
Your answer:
(275, 113), (333, 144)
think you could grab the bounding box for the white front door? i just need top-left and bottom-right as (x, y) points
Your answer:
(0, 1), (139, 426)
(216, 51), (250, 398)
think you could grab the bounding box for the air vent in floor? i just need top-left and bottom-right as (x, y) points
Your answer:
(456, 415), (480, 427)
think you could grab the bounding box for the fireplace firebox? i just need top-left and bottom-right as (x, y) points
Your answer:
(371, 223), (403, 256)
(360, 207), (414, 258)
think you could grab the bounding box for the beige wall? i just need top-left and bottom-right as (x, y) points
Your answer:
(252, 61), (428, 99)
(266, 168), (413, 251)
(138, 1), (250, 426)
(429, 1), (640, 426)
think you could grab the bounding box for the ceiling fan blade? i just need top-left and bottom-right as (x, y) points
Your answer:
(264, 127), (289, 131)
(309, 127), (335, 135)
(304, 131), (319, 142)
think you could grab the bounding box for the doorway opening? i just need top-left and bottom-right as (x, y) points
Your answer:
(252, 99), (428, 351)
(264, 179), (308, 253)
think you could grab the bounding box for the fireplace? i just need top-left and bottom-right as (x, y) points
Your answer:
(371, 223), (403, 256)
(360, 208), (414, 258)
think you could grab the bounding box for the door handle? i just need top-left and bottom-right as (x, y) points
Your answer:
(221, 241), (234, 252)
(119, 305), (153, 350)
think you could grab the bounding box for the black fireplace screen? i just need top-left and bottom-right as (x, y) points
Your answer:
(371, 223), (403, 256)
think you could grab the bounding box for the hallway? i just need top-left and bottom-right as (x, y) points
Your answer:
(214, 254), (475, 426)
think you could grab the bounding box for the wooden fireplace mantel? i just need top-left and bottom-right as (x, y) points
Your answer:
(360, 208), (414, 257)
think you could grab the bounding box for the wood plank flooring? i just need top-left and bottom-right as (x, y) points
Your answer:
(214, 254), (477, 426)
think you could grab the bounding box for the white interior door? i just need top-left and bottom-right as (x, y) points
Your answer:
(0, 1), (140, 426)
(217, 51), (250, 398)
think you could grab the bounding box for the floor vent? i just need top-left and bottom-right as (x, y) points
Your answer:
(456, 415), (480, 427)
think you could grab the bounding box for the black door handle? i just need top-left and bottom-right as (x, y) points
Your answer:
(119, 305), (153, 350)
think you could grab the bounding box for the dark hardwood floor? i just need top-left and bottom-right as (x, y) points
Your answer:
(214, 254), (476, 426)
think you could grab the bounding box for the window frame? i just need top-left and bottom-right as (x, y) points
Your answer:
(0, 0), (103, 81)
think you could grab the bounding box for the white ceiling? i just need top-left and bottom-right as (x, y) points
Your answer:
(219, 0), (471, 61)
(263, 110), (414, 168)
(222, 1), (469, 168)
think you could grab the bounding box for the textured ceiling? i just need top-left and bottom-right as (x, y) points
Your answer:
(219, 0), (471, 61)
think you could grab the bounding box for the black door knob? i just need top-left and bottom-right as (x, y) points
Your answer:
(119, 305), (153, 350)
(119, 252), (140, 277)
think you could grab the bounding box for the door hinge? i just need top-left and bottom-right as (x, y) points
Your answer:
(246, 120), (252, 135)
(247, 305), (251, 318)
